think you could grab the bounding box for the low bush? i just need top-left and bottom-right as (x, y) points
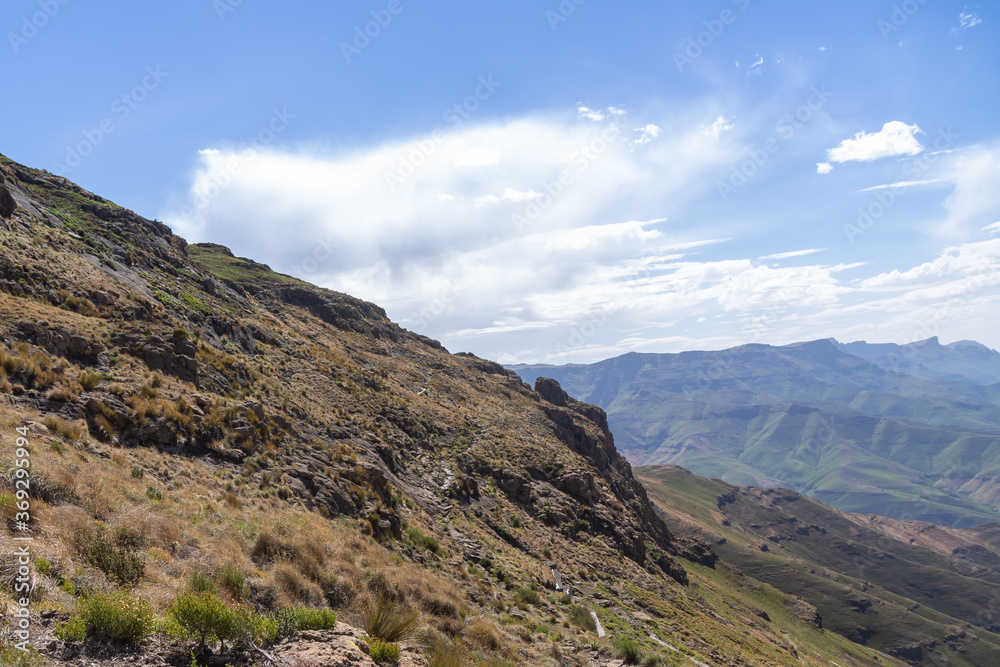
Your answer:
(407, 527), (442, 555)
(291, 607), (338, 631)
(568, 605), (597, 632)
(76, 591), (155, 645)
(78, 530), (144, 586)
(515, 587), (541, 607)
(168, 591), (233, 650)
(612, 636), (643, 664)
(368, 639), (401, 665)
(219, 563), (247, 600)
(188, 570), (218, 595)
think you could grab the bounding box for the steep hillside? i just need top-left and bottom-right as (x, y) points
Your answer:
(511, 341), (1000, 527)
(637, 465), (1000, 667)
(0, 154), (903, 666)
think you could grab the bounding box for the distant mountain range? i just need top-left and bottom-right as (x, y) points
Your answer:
(838, 337), (1000, 386)
(511, 338), (1000, 528)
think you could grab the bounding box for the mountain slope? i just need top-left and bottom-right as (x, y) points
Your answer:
(511, 340), (1000, 527)
(0, 153), (904, 666)
(637, 465), (1000, 667)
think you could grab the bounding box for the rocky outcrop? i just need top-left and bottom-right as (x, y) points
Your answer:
(113, 329), (199, 385)
(533, 377), (717, 581)
(273, 624), (428, 666)
(278, 285), (402, 342)
(0, 181), (15, 218)
(13, 321), (104, 361)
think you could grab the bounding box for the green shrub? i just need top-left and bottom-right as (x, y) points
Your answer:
(568, 605), (597, 632)
(169, 591), (234, 650)
(368, 639), (401, 665)
(292, 607), (338, 631)
(407, 527), (442, 555)
(219, 563), (247, 600)
(362, 595), (419, 642)
(612, 636), (643, 664)
(188, 570), (219, 595)
(78, 530), (144, 586)
(77, 591), (155, 645)
(229, 604), (280, 647)
(131, 466), (144, 479)
(54, 615), (87, 642)
(515, 587), (541, 607)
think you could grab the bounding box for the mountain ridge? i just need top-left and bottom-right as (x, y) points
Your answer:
(511, 339), (1000, 528)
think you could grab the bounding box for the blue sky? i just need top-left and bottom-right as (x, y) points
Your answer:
(3, 0), (999, 363)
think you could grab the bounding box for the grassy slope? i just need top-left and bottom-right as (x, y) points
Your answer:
(637, 465), (1000, 666)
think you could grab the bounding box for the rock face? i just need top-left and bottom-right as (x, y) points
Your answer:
(0, 180), (15, 218)
(531, 377), (716, 581)
(279, 285), (402, 342)
(113, 329), (199, 385)
(14, 321), (104, 360)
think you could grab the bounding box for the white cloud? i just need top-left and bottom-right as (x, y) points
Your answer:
(827, 121), (924, 164)
(746, 54), (764, 76)
(455, 147), (502, 168)
(958, 12), (982, 29)
(632, 124), (661, 147)
(859, 178), (946, 192)
(816, 162), (833, 174)
(703, 116), (735, 139)
(164, 108), (1000, 363)
(858, 239), (1000, 291)
(759, 249), (826, 261)
(500, 188), (542, 203)
(164, 109), (744, 334)
(577, 106), (607, 122)
(198, 148), (220, 155)
(942, 145), (1000, 233)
